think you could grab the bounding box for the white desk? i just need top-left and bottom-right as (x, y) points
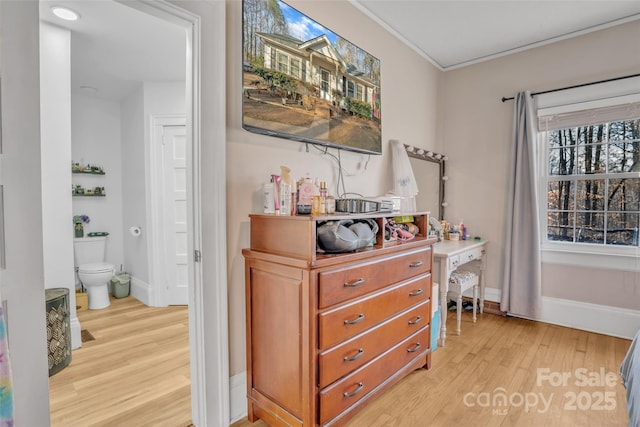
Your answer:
(433, 239), (488, 346)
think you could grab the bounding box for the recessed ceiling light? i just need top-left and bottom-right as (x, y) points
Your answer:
(51, 6), (80, 21)
(80, 86), (98, 94)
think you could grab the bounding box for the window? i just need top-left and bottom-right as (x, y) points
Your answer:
(320, 69), (329, 93)
(346, 80), (355, 98)
(277, 52), (288, 74)
(356, 84), (363, 101)
(543, 120), (639, 247)
(290, 58), (300, 79)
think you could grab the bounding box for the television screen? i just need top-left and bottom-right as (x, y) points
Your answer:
(242, 0), (382, 155)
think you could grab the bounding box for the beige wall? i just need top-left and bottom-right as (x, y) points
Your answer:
(439, 21), (640, 308)
(225, 0), (441, 375)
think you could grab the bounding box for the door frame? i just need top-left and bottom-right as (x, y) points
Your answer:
(118, 1), (229, 426)
(149, 114), (186, 307)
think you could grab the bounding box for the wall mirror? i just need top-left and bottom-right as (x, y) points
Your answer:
(404, 144), (446, 221)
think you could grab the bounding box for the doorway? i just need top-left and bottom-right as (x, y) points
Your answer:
(40, 0), (216, 424)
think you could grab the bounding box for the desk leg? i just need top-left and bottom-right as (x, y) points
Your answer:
(479, 252), (487, 314)
(439, 261), (449, 347)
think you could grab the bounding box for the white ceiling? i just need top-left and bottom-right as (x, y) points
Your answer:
(352, 0), (640, 70)
(39, 0), (186, 101)
(38, 0), (640, 100)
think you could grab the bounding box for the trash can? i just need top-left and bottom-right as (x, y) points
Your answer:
(110, 273), (130, 298)
(46, 288), (71, 376)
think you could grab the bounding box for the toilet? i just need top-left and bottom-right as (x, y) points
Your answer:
(74, 236), (115, 309)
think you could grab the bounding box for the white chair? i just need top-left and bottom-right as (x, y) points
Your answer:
(448, 270), (479, 335)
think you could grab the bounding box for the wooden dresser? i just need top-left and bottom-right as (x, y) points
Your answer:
(243, 212), (435, 427)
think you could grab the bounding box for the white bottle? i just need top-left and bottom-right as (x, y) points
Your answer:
(263, 182), (275, 214)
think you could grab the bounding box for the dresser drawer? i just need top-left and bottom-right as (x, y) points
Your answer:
(319, 327), (430, 424)
(318, 274), (430, 350)
(318, 247), (432, 309)
(318, 300), (430, 388)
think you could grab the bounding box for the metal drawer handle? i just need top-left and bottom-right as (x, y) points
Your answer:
(343, 348), (364, 362)
(407, 342), (422, 353)
(344, 313), (365, 325)
(468, 254), (474, 260)
(452, 260), (459, 267)
(343, 382), (364, 398)
(481, 249), (486, 255)
(408, 315), (422, 325)
(344, 278), (365, 288)
(409, 289), (423, 297)
(409, 261), (424, 268)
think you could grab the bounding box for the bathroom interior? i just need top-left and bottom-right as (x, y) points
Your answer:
(40, 0), (192, 419)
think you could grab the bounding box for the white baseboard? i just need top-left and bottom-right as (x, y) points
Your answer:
(229, 371), (247, 424)
(538, 296), (640, 340)
(70, 315), (81, 349)
(130, 276), (152, 306)
(483, 287), (640, 340)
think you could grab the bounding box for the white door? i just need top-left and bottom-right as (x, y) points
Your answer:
(162, 125), (188, 305)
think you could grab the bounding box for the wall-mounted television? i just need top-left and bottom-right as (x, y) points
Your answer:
(242, 0), (382, 155)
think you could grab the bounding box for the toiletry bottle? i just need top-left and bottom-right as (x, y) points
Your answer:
(271, 174), (281, 214)
(319, 181), (327, 214)
(263, 180), (275, 214)
(280, 166), (292, 216)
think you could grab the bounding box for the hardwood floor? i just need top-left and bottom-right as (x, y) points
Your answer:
(233, 310), (632, 427)
(48, 296), (192, 427)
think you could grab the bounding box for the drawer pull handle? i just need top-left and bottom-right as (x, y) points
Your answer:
(344, 313), (365, 325)
(409, 289), (423, 297)
(343, 348), (364, 362)
(344, 278), (365, 288)
(343, 382), (364, 398)
(408, 315), (422, 325)
(409, 261), (424, 268)
(407, 342), (422, 353)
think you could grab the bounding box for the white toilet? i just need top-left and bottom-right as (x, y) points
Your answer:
(74, 236), (115, 309)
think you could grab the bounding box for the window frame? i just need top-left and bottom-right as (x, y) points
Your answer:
(536, 79), (640, 272)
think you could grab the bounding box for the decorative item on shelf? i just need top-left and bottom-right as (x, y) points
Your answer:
(71, 161), (105, 174)
(73, 215), (90, 238)
(74, 184), (84, 196)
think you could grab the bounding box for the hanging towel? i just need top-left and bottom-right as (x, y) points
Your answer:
(390, 139), (418, 198)
(0, 306), (13, 427)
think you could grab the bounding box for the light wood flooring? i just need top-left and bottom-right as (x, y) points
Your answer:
(48, 296), (192, 427)
(233, 309), (632, 427)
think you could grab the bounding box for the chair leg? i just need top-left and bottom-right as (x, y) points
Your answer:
(456, 293), (462, 335)
(472, 285), (478, 323)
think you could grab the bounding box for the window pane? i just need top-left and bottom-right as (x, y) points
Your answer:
(548, 128), (577, 149)
(608, 178), (640, 211)
(290, 58), (300, 78)
(548, 181), (574, 210)
(576, 143), (605, 174)
(278, 53), (288, 73)
(608, 142), (640, 172)
(606, 213), (639, 246)
(575, 180), (605, 211)
(576, 212), (604, 244)
(576, 124), (605, 145)
(547, 211), (574, 242)
(608, 120), (640, 142)
(549, 147), (576, 175)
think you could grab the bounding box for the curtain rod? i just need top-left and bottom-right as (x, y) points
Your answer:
(500, 72), (640, 102)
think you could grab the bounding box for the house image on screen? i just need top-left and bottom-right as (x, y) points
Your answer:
(255, 32), (381, 119)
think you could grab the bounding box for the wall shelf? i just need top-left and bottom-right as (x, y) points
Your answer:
(72, 170), (105, 175)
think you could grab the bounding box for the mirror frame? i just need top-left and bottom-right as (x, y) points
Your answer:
(404, 144), (446, 221)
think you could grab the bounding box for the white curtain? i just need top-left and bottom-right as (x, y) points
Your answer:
(500, 91), (542, 319)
